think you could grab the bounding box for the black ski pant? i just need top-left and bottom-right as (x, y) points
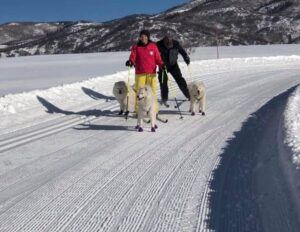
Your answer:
(158, 63), (190, 101)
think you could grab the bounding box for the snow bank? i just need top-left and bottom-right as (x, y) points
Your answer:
(284, 86), (300, 168)
(0, 70), (127, 116)
(190, 55), (300, 74)
(281, 85), (300, 217)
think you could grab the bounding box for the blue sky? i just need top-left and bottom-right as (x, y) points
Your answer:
(0, 0), (189, 24)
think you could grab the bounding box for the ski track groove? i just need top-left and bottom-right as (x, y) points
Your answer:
(0, 103), (118, 154)
(80, 118), (215, 232)
(0, 114), (131, 193)
(0, 129), (135, 232)
(54, 110), (204, 232)
(17, 132), (154, 232)
(0, 73), (210, 231)
(149, 121), (235, 232)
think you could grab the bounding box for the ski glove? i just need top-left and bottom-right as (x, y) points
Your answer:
(184, 57), (190, 65)
(125, 60), (133, 67)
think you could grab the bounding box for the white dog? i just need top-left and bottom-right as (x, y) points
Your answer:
(188, 81), (206, 116)
(113, 81), (136, 115)
(136, 85), (157, 132)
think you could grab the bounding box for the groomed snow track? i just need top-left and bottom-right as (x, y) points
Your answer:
(0, 57), (300, 232)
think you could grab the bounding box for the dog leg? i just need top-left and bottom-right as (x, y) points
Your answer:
(136, 109), (143, 132)
(191, 100), (196, 116)
(200, 94), (206, 116)
(121, 100), (126, 112)
(150, 110), (157, 132)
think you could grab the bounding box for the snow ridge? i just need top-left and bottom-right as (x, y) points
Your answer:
(284, 86), (300, 168)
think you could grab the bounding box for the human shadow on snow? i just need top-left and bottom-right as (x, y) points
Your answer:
(74, 123), (136, 132)
(206, 85), (300, 232)
(36, 96), (118, 118)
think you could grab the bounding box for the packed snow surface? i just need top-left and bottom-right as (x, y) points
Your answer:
(0, 44), (299, 231)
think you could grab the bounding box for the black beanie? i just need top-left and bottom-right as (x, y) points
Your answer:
(139, 30), (150, 39)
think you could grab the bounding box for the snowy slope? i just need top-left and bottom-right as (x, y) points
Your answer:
(0, 45), (300, 231)
(0, 51), (129, 96)
(0, 0), (300, 57)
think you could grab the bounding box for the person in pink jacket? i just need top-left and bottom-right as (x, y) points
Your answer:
(126, 30), (165, 112)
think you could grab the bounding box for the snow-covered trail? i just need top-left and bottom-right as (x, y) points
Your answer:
(0, 60), (300, 231)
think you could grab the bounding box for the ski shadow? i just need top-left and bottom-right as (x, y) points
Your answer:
(74, 123), (136, 132)
(81, 87), (115, 101)
(36, 96), (118, 118)
(159, 109), (191, 116)
(206, 85), (300, 232)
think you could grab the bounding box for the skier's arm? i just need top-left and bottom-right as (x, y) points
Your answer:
(177, 42), (190, 65)
(154, 44), (164, 68)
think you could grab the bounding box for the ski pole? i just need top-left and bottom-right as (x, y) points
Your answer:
(125, 66), (130, 120)
(164, 69), (183, 120)
(188, 64), (192, 79)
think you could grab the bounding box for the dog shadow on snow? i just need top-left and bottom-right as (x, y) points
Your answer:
(81, 87), (116, 101)
(36, 96), (135, 132)
(206, 85), (300, 232)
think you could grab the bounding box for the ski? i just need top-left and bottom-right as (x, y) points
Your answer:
(160, 101), (170, 108)
(157, 115), (168, 123)
(143, 118), (151, 124)
(174, 99), (188, 108)
(174, 97), (184, 119)
(140, 116), (168, 123)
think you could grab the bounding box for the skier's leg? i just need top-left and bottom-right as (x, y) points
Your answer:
(169, 64), (190, 99)
(135, 74), (147, 113)
(146, 74), (159, 114)
(158, 69), (169, 102)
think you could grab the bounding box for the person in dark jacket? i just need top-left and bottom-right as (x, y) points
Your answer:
(157, 35), (190, 106)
